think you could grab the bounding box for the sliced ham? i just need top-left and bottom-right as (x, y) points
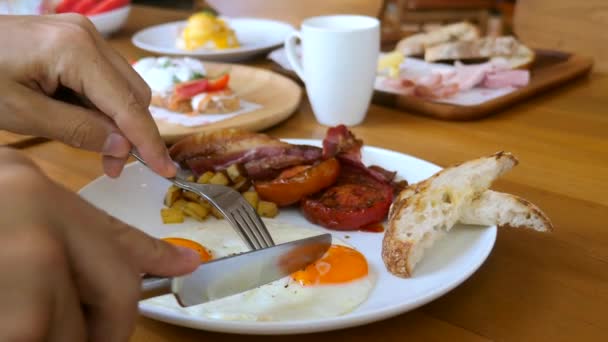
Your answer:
(482, 69), (530, 88)
(380, 58), (529, 99)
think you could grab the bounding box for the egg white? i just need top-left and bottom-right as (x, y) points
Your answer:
(142, 219), (375, 321)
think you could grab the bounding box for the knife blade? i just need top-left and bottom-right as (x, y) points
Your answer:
(141, 233), (332, 306)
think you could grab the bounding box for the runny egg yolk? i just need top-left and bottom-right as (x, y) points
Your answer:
(181, 12), (240, 50)
(162, 237), (212, 262)
(292, 245), (368, 286)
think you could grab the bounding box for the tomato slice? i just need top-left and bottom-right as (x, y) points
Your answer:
(300, 164), (393, 230)
(254, 158), (340, 207)
(174, 79), (209, 101)
(207, 74), (230, 92)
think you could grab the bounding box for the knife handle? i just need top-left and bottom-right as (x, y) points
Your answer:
(140, 276), (171, 301)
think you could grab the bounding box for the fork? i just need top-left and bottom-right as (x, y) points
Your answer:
(129, 150), (275, 250)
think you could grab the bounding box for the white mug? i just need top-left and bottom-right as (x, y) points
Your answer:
(284, 15), (380, 126)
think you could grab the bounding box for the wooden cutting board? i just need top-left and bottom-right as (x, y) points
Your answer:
(373, 50), (594, 120)
(156, 63), (302, 144)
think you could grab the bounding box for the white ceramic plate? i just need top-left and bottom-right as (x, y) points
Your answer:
(88, 5), (131, 37)
(132, 18), (295, 62)
(79, 140), (496, 335)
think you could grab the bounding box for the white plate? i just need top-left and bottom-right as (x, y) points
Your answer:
(88, 5), (131, 37)
(79, 140), (496, 335)
(132, 18), (295, 62)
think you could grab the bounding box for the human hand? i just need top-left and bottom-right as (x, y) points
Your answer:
(0, 14), (175, 178)
(0, 148), (199, 341)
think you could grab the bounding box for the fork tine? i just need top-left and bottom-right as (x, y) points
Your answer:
(236, 205), (270, 249)
(224, 214), (257, 250)
(230, 211), (264, 250)
(240, 203), (275, 247)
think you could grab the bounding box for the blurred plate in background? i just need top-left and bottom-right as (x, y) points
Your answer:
(132, 18), (294, 62)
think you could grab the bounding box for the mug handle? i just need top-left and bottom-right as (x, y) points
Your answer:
(284, 31), (305, 81)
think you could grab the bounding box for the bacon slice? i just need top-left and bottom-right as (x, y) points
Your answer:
(322, 125), (363, 164)
(169, 129), (322, 180)
(321, 125), (407, 192)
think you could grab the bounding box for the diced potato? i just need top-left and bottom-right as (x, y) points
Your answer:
(226, 163), (246, 183)
(161, 208), (184, 224)
(163, 185), (182, 207)
(171, 199), (188, 211)
(210, 206), (224, 219)
(257, 201), (278, 218)
(182, 202), (209, 221)
(242, 191), (259, 209)
(209, 171), (230, 185)
(197, 171), (215, 184)
(232, 178), (251, 192)
(182, 190), (200, 202)
(185, 175), (195, 182)
(197, 199), (212, 209)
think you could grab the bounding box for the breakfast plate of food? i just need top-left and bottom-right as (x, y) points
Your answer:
(131, 56), (302, 143)
(79, 126), (551, 334)
(132, 11), (295, 62)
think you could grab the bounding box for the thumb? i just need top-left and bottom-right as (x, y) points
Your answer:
(106, 215), (201, 276)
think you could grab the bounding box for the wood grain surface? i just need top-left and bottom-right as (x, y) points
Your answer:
(514, 0), (608, 73)
(205, 0), (384, 27)
(9, 5), (608, 341)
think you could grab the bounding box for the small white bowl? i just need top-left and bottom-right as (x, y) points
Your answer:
(88, 5), (131, 36)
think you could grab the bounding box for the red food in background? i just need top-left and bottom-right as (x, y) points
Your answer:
(87, 0), (129, 15)
(54, 0), (129, 15)
(71, 0), (97, 14)
(55, 0), (79, 13)
(173, 79), (209, 101)
(207, 74), (230, 92)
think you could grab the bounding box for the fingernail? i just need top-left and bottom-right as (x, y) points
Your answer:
(103, 133), (130, 157)
(176, 246), (200, 261)
(164, 152), (177, 176)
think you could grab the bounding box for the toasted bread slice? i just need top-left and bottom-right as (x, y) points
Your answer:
(459, 190), (553, 231)
(394, 188), (553, 232)
(424, 36), (535, 69)
(396, 22), (479, 56)
(382, 152), (518, 277)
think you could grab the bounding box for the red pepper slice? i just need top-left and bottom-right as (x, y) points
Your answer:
(86, 0), (129, 15)
(173, 79), (209, 101)
(207, 74), (230, 92)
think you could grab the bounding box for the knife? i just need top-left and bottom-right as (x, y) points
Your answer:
(141, 233), (332, 306)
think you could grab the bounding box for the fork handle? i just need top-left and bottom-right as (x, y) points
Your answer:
(140, 276), (172, 301)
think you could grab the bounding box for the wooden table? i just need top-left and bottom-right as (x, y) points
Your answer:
(14, 5), (608, 341)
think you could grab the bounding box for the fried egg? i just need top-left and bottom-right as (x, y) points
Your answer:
(142, 220), (375, 321)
